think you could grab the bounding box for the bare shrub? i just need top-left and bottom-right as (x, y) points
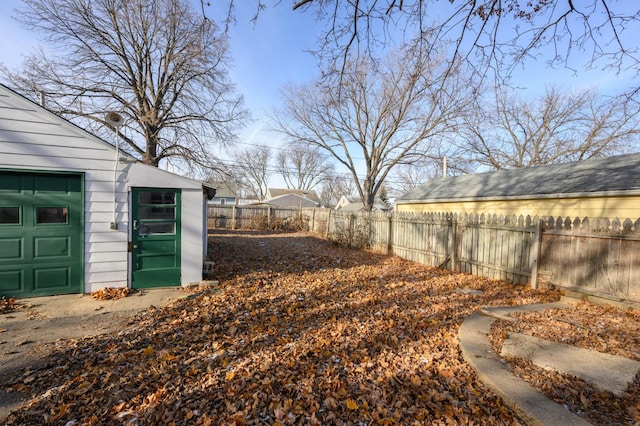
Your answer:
(329, 221), (373, 250)
(245, 214), (269, 230)
(244, 214), (308, 232)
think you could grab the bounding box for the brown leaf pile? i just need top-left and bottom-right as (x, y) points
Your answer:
(490, 303), (640, 425)
(0, 296), (16, 314)
(4, 230), (565, 425)
(90, 287), (135, 300)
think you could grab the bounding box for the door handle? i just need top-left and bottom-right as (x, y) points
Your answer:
(133, 220), (138, 230)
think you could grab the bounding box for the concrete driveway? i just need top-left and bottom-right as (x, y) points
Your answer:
(0, 287), (188, 418)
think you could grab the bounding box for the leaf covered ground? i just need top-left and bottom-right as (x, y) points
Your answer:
(2, 230), (633, 425)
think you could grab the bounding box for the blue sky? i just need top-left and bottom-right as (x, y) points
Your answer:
(209, 3), (320, 145)
(0, 1), (637, 189)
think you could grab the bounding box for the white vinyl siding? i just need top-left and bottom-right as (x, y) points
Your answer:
(0, 86), (206, 292)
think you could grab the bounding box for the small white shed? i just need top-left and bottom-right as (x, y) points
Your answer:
(0, 84), (212, 298)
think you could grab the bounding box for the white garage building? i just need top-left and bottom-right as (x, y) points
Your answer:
(0, 84), (212, 298)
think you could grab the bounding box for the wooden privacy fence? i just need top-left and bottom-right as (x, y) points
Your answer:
(538, 216), (640, 302)
(208, 205), (640, 303)
(329, 212), (536, 285)
(208, 205), (331, 234)
(328, 211), (640, 303)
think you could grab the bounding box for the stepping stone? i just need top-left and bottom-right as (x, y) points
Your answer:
(501, 332), (640, 395)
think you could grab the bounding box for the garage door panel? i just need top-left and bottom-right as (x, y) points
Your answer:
(34, 267), (70, 290)
(0, 174), (22, 193)
(34, 236), (70, 258)
(34, 174), (81, 194)
(0, 270), (23, 292)
(0, 238), (23, 260)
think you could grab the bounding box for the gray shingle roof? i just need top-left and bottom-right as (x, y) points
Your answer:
(209, 181), (237, 198)
(338, 198), (390, 211)
(396, 153), (640, 203)
(267, 188), (321, 204)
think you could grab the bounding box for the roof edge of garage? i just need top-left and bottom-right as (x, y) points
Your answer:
(396, 188), (640, 205)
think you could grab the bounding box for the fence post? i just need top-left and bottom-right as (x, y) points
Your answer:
(530, 218), (543, 289)
(267, 206), (271, 227)
(349, 214), (355, 249)
(451, 217), (458, 272)
(232, 206), (237, 230)
(311, 208), (316, 232)
(326, 209), (332, 237)
(387, 213), (393, 254)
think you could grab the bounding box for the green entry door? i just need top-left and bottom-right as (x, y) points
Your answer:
(131, 188), (181, 288)
(0, 171), (83, 298)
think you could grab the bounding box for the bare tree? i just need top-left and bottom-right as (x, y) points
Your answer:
(389, 141), (477, 196)
(213, 1), (639, 100)
(289, 1), (640, 88)
(273, 45), (472, 211)
(2, 0), (247, 173)
(460, 87), (640, 171)
(319, 175), (357, 209)
(232, 145), (272, 200)
(276, 143), (334, 190)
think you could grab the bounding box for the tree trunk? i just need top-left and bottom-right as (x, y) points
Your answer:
(144, 129), (160, 167)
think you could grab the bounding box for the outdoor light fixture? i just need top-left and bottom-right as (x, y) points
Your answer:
(106, 111), (124, 230)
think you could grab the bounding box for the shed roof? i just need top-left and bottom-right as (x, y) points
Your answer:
(209, 181), (237, 198)
(396, 153), (640, 203)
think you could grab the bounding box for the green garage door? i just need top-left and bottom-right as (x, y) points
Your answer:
(0, 171), (83, 298)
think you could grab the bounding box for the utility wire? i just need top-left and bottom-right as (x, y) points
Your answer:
(210, 157), (413, 186)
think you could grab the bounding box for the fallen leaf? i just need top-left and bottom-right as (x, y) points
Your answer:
(346, 399), (359, 410)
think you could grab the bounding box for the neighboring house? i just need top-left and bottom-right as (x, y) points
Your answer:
(208, 181), (237, 205)
(260, 193), (320, 208)
(395, 153), (640, 219)
(335, 195), (390, 212)
(263, 188), (322, 208)
(237, 196), (259, 206)
(0, 84), (214, 298)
